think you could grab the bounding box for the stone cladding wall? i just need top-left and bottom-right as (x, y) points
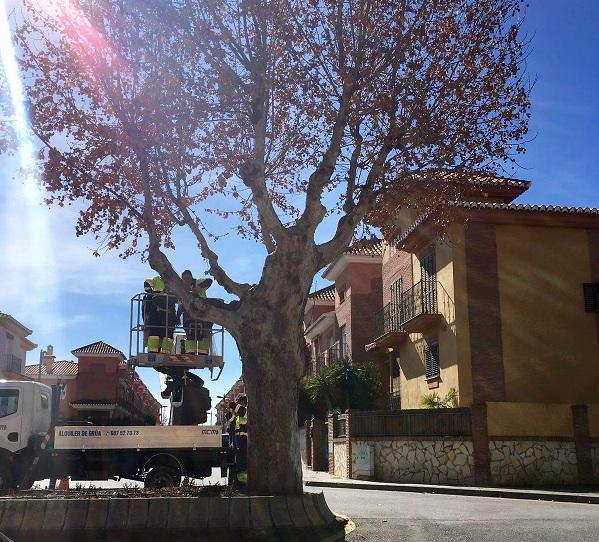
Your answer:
(489, 440), (577, 486)
(351, 438), (474, 485)
(333, 441), (348, 478)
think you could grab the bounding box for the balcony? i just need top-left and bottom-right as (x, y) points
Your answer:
(307, 341), (346, 376)
(0, 353), (23, 374)
(400, 280), (441, 333)
(366, 302), (408, 352)
(367, 281), (441, 353)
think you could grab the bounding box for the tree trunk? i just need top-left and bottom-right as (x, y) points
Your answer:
(241, 333), (305, 495)
(229, 240), (317, 495)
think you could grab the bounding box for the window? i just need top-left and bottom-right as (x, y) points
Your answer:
(0, 389), (19, 418)
(424, 341), (440, 380)
(40, 394), (49, 410)
(583, 283), (599, 312)
(420, 248), (436, 282)
(420, 248), (437, 313)
(338, 284), (347, 303)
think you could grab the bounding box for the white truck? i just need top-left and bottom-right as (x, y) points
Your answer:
(0, 380), (232, 490)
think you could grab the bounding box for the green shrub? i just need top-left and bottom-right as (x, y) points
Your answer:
(304, 357), (381, 412)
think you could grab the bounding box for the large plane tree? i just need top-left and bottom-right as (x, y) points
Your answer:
(1, 0), (530, 495)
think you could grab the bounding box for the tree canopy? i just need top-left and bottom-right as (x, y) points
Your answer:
(1, 0), (531, 495)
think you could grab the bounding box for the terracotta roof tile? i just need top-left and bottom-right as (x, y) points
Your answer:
(24, 361), (78, 377)
(457, 201), (599, 214)
(344, 239), (383, 257)
(395, 202), (599, 247)
(308, 285), (335, 301)
(72, 341), (125, 358)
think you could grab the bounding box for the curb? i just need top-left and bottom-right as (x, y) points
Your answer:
(0, 493), (346, 541)
(305, 480), (599, 504)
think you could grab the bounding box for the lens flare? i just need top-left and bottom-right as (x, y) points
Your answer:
(0, 0), (64, 350)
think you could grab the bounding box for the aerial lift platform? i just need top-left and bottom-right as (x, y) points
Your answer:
(127, 292), (225, 422)
(128, 292), (225, 379)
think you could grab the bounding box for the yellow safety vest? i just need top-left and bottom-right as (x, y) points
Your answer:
(145, 276), (165, 292)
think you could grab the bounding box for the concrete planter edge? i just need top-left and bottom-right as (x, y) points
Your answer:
(0, 492), (345, 541)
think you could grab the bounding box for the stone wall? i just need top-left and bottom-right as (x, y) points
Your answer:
(592, 442), (599, 481)
(489, 440), (577, 486)
(333, 441), (348, 478)
(351, 438), (474, 485)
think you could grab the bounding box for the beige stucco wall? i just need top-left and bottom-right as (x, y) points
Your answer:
(496, 226), (599, 404)
(487, 402), (573, 437)
(588, 404), (599, 437)
(398, 227), (464, 409)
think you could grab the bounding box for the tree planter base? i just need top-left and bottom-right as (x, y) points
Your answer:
(0, 492), (345, 542)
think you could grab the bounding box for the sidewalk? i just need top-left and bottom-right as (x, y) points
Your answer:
(303, 470), (599, 504)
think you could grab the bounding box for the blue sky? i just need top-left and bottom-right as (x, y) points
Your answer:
(1, 0), (598, 417)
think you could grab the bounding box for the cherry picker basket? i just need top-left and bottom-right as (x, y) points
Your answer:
(128, 292), (224, 381)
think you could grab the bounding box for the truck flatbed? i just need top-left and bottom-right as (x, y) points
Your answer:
(54, 424), (221, 450)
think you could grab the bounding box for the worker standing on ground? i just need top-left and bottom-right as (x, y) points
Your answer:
(177, 270), (213, 354)
(226, 401), (237, 449)
(234, 395), (248, 488)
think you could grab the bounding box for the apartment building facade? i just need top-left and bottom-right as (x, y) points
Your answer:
(0, 312), (36, 377)
(304, 244), (384, 380)
(25, 341), (160, 424)
(356, 175), (599, 485)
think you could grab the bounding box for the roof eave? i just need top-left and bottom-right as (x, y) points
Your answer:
(304, 311), (337, 340)
(323, 253), (383, 281)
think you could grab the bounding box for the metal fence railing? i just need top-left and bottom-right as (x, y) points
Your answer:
(352, 408), (471, 438)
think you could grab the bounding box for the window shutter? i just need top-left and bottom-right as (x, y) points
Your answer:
(583, 283), (599, 312)
(424, 342), (440, 379)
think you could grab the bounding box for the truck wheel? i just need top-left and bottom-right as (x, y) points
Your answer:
(0, 462), (15, 491)
(144, 467), (181, 489)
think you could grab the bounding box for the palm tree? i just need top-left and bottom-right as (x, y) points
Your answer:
(304, 358), (381, 412)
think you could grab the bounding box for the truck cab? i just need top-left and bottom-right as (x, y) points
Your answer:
(0, 380), (52, 454)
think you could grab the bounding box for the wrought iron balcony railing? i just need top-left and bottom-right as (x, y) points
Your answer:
(374, 302), (403, 338)
(372, 281), (440, 342)
(0, 354), (23, 374)
(307, 341), (346, 376)
(401, 280), (438, 325)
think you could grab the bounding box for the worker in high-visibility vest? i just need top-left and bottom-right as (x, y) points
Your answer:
(143, 276), (178, 353)
(234, 395), (248, 487)
(177, 270), (213, 355)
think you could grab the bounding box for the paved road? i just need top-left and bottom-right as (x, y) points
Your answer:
(305, 486), (599, 542)
(33, 475), (599, 540)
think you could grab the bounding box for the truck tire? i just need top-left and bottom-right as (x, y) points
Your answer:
(0, 461), (15, 491)
(144, 466), (181, 489)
